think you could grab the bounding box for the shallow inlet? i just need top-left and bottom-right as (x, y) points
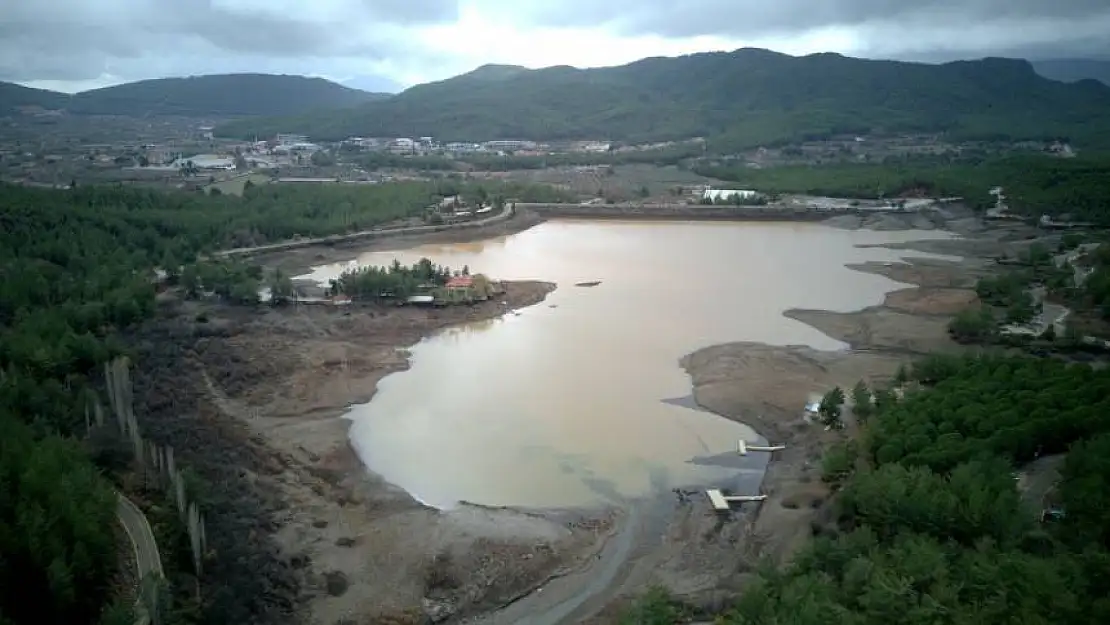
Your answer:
(301, 220), (955, 509)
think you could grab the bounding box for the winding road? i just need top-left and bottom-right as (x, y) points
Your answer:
(215, 202), (514, 259)
(116, 492), (164, 625)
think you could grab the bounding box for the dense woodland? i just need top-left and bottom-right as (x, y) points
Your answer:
(699, 153), (1110, 222)
(215, 52), (1110, 150)
(948, 237), (1110, 345)
(626, 354), (1110, 624)
(0, 178), (548, 624)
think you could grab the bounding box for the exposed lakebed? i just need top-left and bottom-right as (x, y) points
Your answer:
(299, 220), (955, 509)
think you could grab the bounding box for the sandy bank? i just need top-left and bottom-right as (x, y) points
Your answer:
(134, 210), (1048, 624)
(126, 279), (625, 625)
(592, 219), (1050, 621)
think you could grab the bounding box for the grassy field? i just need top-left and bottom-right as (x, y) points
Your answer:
(207, 173), (272, 196)
(493, 164), (724, 202)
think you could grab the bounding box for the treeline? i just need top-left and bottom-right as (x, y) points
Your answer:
(346, 145), (706, 178)
(627, 354), (1110, 624)
(351, 151), (457, 172)
(332, 258), (457, 300)
(948, 237), (1110, 346)
(696, 153), (1110, 222)
(1079, 244), (1110, 319)
(0, 178), (539, 624)
(457, 143), (703, 171)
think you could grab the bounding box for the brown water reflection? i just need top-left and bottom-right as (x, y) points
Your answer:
(302, 220), (954, 509)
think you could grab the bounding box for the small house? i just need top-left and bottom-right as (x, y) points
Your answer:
(445, 276), (474, 290)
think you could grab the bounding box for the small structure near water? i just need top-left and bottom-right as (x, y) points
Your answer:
(706, 438), (785, 512)
(737, 440), (786, 455)
(706, 490), (767, 511)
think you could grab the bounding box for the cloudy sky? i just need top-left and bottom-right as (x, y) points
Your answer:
(3, 0), (1109, 94)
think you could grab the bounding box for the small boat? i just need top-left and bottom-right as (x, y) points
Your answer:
(574, 280), (602, 287)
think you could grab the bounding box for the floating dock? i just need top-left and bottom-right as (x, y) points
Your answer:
(738, 440), (786, 456)
(706, 489), (767, 511)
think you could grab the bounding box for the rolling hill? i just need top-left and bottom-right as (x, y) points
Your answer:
(0, 73), (389, 118)
(1033, 59), (1110, 86)
(0, 81), (70, 112)
(213, 49), (1110, 150)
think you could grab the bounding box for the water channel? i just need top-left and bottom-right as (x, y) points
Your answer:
(300, 220), (953, 510)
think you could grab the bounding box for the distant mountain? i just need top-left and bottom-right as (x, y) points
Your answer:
(213, 49), (1110, 150)
(0, 73), (390, 118)
(339, 75), (403, 95)
(1032, 59), (1110, 85)
(460, 64), (531, 82)
(0, 81), (70, 112)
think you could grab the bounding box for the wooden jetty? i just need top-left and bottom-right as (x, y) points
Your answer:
(706, 490), (767, 511)
(737, 440), (786, 456)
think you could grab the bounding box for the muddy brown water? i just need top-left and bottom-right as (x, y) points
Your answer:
(300, 220), (954, 509)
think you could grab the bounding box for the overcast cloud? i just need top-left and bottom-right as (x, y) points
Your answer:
(4, 0), (1109, 94)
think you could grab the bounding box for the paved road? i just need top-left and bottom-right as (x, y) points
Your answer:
(215, 202), (513, 259)
(116, 492), (164, 625)
(117, 493), (164, 580)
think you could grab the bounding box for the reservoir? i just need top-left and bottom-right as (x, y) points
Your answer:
(301, 220), (953, 509)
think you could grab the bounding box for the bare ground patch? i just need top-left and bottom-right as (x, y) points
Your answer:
(882, 287), (979, 316)
(126, 281), (612, 624)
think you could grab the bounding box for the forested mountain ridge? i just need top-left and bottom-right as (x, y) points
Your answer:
(0, 73), (389, 117)
(213, 49), (1110, 149)
(0, 80), (70, 111)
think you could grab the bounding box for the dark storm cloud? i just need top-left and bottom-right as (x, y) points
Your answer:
(517, 0), (1110, 40)
(0, 0), (457, 83)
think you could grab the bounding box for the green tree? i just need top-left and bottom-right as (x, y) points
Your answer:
(268, 268), (295, 305)
(894, 363), (909, 385)
(850, 380), (872, 422)
(819, 386), (846, 429)
(948, 306), (997, 343)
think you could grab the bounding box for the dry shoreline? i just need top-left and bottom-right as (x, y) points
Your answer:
(132, 205), (1046, 624)
(609, 213), (1045, 618)
(130, 277), (630, 625)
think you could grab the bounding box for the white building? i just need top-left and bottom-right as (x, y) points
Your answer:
(389, 138), (416, 154)
(483, 139), (534, 151)
(703, 189), (758, 203)
(276, 134), (308, 146)
(172, 154), (235, 170)
(579, 142), (611, 153)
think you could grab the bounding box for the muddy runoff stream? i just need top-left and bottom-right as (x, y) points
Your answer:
(301, 220), (952, 511)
